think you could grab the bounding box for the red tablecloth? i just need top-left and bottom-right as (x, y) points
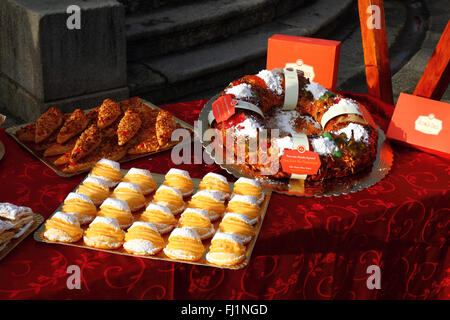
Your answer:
(0, 96), (448, 300)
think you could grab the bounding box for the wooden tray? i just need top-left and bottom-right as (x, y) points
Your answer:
(0, 213), (44, 261)
(5, 99), (193, 178)
(34, 171), (272, 270)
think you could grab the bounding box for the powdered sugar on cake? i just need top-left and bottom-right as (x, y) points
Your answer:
(52, 211), (80, 226)
(169, 227), (200, 240)
(203, 172), (228, 183)
(305, 82), (328, 100)
(96, 158), (120, 171)
(156, 185), (183, 198)
(271, 136), (293, 157)
(181, 208), (210, 220)
(89, 216), (121, 230)
(127, 168), (153, 178)
(192, 190), (225, 203)
(225, 83), (254, 100)
(146, 203), (173, 216)
(166, 168), (191, 179)
(311, 136), (339, 155)
(82, 176), (110, 190)
(257, 69), (282, 95)
(229, 194), (258, 206)
(212, 231), (244, 245)
(101, 198), (131, 212)
(231, 117), (261, 138)
(334, 123), (369, 143)
(65, 192), (93, 204)
(115, 182), (143, 193)
(222, 212), (254, 225)
(128, 221), (159, 233)
(235, 177), (261, 188)
(265, 108), (300, 136)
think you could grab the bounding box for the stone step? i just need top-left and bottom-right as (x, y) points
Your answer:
(127, 0), (354, 103)
(119, 0), (198, 14)
(126, 0), (313, 61)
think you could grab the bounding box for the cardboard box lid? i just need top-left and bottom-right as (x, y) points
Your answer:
(386, 93), (450, 156)
(267, 34), (341, 91)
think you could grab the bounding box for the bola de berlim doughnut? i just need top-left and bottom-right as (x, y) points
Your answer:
(210, 68), (378, 183)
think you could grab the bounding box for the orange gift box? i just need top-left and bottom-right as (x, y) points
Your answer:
(266, 34), (341, 91)
(386, 93), (450, 159)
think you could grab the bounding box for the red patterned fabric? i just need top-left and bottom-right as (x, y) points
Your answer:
(0, 95), (448, 300)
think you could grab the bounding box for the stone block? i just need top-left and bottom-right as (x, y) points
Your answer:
(0, 71), (128, 122)
(0, 0), (126, 102)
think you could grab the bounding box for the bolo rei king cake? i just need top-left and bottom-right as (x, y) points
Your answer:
(208, 68), (378, 187)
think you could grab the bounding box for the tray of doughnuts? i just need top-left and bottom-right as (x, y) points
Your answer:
(33, 159), (272, 269)
(5, 97), (193, 177)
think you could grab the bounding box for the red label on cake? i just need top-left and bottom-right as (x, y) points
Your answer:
(280, 148), (321, 175)
(212, 95), (237, 123)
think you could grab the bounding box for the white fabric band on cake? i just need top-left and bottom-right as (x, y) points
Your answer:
(290, 132), (309, 180)
(320, 100), (362, 129)
(283, 68), (299, 110)
(208, 100), (264, 125)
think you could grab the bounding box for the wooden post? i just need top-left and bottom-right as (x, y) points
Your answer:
(358, 0), (394, 105)
(413, 21), (450, 101)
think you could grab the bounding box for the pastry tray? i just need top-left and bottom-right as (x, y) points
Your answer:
(0, 213), (44, 261)
(5, 99), (194, 178)
(198, 94), (393, 197)
(34, 171), (272, 270)
(0, 140), (5, 161)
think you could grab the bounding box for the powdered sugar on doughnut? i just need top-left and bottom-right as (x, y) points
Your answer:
(257, 69), (282, 95)
(101, 198), (131, 212)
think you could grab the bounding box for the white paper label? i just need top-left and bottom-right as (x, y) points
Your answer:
(321, 102), (362, 129)
(208, 99), (263, 125)
(283, 68), (299, 110)
(290, 132), (309, 180)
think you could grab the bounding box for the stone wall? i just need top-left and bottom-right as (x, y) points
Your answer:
(0, 0), (128, 122)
